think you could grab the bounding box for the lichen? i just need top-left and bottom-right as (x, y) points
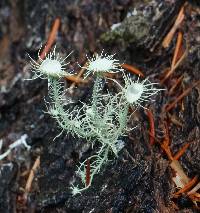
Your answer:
(100, 13), (150, 47)
(29, 48), (162, 195)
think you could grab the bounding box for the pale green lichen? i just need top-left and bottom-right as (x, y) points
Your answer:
(29, 48), (161, 195)
(48, 73), (130, 195)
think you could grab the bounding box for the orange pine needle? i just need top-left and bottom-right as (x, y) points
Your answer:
(163, 122), (170, 146)
(168, 114), (183, 127)
(121, 64), (145, 77)
(168, 75), (184, 96)
(188, 193), (200, 202)
(40, 17), (61, 59)
(148, 131), (159, 144)
(175, 43), (184, 63)
(161, 142), (174, 161)
(25, 156), (40, 194)
(188, 182), (200, 195)
(160, 68), (171, 79)
(69, 65), (87, 90)
(174, 143), (190, 160)
(86, 159), (91, 186)
(145, 109), (155, 145)
(165, 80), (200, 112)
(65, 75), (87, 83)
(160, 122), (174, 160)
(171, 31), (183, 69)
(160, 44), (187, 84)
(162, 6), (185, 48)
(174, 175), (198, 197)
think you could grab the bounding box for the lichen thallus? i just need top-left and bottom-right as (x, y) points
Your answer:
(28, 47), (162, 195)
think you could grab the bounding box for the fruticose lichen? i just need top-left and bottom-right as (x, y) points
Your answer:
(29, 47), (162, 195)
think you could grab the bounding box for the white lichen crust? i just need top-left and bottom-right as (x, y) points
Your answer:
(28, 46), (72, 79)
